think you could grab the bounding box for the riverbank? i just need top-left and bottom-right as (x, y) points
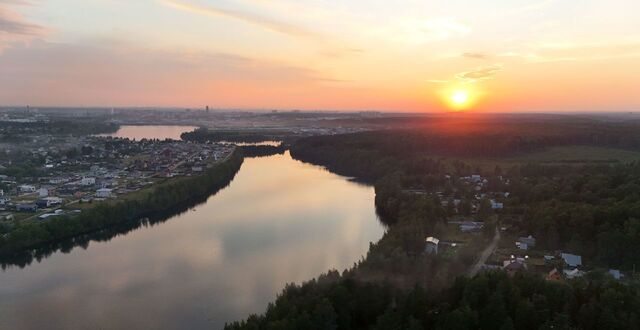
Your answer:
(0, 149), (244, 256)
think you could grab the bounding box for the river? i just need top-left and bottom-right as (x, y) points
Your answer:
(0, 126), (384, 329)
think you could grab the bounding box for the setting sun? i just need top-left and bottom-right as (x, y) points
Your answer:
(451, 90), (469, 105)
(444, 88), (474, 111)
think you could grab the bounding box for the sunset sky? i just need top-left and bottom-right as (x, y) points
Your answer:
(1, 0), (639, 112)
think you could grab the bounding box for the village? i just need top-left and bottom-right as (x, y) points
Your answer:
(0, 136), (234, 228)
(417, 172), (626, 284)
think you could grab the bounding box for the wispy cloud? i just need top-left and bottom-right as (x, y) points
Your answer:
(390, 18), (470, 44)
(456, 64), (502, 83)
(499, 38), (640, 63)
(462, 52), (488, 60)
(0, 1), (47, 49)
(160, 0), (318, 39)
(0, 41), (341, 106)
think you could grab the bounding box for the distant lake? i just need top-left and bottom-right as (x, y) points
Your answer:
(97, 125), (198, 140)
(0, 151), (384, 329)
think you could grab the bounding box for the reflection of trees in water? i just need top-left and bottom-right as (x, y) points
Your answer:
(1, 173), (240, 270)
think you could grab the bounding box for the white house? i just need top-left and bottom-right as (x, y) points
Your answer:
(563, 268), (585, 279)
(96, 188), (112, 198)
(81, 177), (96, 186)
(19, 184), (36, 193)
(609, 269), (622, 280)
(425, 237), (439, 254)
(38, 187), (50, 197)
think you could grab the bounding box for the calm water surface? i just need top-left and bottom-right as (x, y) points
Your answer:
(0, 129), (384, 329)
(98, 125), (198, 140)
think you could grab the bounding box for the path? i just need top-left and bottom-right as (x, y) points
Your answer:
(467, 226), (500, 277)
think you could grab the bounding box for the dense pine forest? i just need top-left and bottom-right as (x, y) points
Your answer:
(229, 120), (640, 329)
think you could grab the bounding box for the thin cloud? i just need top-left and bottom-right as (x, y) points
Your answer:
(456, 64), (502, 83)
(0, 2), (44, 35)
(462, 52), (488, 60)
(0, 2), (47, 50)
(160, 0), (318, 39)
(499, 38), (640, 63)
(0, 41), (341, 106)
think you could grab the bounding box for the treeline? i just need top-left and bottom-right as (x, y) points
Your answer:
(506, 162), (640, 270)
(241, 145), (287, 158)
(231, 127), (640, 328)
(0, 150), (243, 256)
(226, 270), (639, 330)
(291, 132), (491, 290)
(181, 128), (291, 143)
(0, 120), (119, 137)
(292, 131), (640, 269)
(0, 173), (237, 269)
(292, 120), (640, 160)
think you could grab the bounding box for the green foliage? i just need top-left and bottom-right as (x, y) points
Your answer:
(228, 271), (640, 330)
(0, 150), (244, 255)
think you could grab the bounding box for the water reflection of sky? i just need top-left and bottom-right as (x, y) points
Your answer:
(0, 152), (384, 330)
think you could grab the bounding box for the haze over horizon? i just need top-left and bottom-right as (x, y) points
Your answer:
(1, 0), (639, 112)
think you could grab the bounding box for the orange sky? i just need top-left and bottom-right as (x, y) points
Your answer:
(0, 0), (639, 112)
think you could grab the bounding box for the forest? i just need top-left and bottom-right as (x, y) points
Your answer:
(181, 128), (294, 143)
(241, 145), (287, 158)
(0, 120), (119, 138)
(226, 270), (638, 330)
(226, 124), (640, 329)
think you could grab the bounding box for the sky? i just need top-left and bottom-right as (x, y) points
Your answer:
(0, 0), (639, 112)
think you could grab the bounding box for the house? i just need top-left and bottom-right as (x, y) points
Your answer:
(36, 196), (63, 208)
(38, 187), (55, 197)
(561, 253), (582, 268)
(546, 268), (564, 282)
(81, 177), (96, 186)
(490, 200), (504, 209)
(503, 259), (527, 276)
(49, 177), (69, 184)
(563, 268), (585, 279)
(192, 166), (204, 172)
(18, 184), (36, 193)
(0, 196), (10, 206)
(96, 188), (112, 198)
(425, 237), (439, 254)
(458, 221), (484, 232)
(609, 269), (622, 280)
(16, 204), (38, 212)
(516, 242), (529, 250)
(38, 209), (65, 220)
(517, 236), (536, 250)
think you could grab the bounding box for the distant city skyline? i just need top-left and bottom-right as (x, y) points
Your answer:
(1, 0), (639, 112)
